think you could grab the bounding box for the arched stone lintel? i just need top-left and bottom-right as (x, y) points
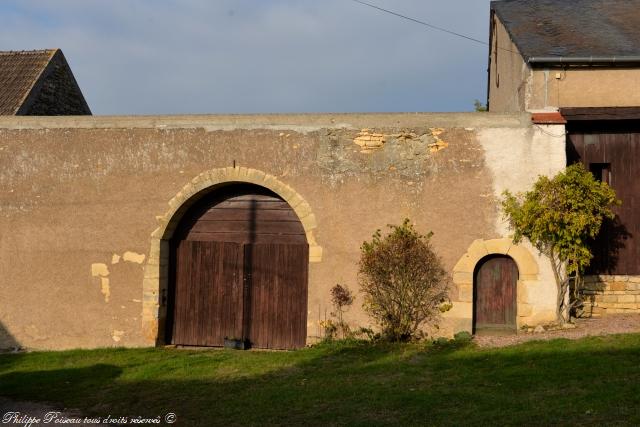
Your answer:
(150, 166), (322, 260)
(452, 238), (538, 284)
(141, 167), (322, 344)
(445, 238), (540, 329)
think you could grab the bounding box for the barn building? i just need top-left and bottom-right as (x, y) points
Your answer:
(488, 0), (640, 317)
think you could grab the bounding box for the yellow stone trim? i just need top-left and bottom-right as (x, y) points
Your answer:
(141, 166), (322, 345)
(453, 238), (538, 276)
(447, 238), (539, 324)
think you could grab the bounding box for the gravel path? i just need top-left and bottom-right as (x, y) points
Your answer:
(473, 314), (640, 348)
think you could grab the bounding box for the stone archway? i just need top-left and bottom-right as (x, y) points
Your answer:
(141, 167), (322, 344)
(444, 238), (539, 333)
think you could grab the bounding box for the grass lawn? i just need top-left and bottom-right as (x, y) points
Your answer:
(1, 335), (639, 426)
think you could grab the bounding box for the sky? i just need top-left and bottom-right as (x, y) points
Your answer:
(0, 0), (494, 115)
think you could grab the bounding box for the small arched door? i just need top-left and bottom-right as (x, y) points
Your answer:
(167, 184), (308, 349)
(474, 255), (518, 334)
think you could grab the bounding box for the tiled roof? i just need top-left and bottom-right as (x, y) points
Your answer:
(491, 0), (640, 61)
(0, 49), (56, 115)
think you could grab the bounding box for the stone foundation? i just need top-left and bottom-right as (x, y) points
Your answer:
(580, 275), (640, 317)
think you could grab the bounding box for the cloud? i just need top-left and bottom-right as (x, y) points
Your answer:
(0, 0), (492, 114)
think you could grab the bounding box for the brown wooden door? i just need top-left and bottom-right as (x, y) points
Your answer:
(245, 244), (309, 349)
(172, 240), (244, 346)
(169, 185), (309, 349)
(474, 256), (518, 333)
(567, 124), (640, 274)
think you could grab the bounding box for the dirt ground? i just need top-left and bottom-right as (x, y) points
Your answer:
(473, 314), (640, 348)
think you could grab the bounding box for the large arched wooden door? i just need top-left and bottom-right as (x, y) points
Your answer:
(167, 184), (308, 349)
(474, 255), (518, 334)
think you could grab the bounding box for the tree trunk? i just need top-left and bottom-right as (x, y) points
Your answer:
(548, 250), (569, 324)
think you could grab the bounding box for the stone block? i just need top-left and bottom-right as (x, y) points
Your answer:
(144, 267), (160, 280)
(583, 280), (607, 291)
(610, 282), (626, 291)
(518, 303), (533, 317)
(294, 202), (313, 219)
(618, 294), (636, 303)
(615, 303), (638, 310)
(309, 256), (322, 263)
(262, 174), (281, 192)
(598, 302), (616, 309)
(457, 284), (473, 302)
(143, 277), (159, 291)
(453, 271), (472, 284)
(305, 231), (318, 246)
(453, 255), (475, 274)
(442, 302), (472, 319)
(287, 194), (304, 209)
(300, 213), (317, 230)
(277, 184), (297, 201)
(598, 294), (618, 303)
(440, 317), (472, 335)
(191, 180), (211, 194)
(245, 168), (266, 183)
(466, 239), (489, 263)
(91, 263), (109, 277)
(309, 245), (323, 262)
(506, 244), (539, 277)
(484, 238), (511, 255)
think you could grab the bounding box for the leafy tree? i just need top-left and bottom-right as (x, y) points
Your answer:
(502, 164), (619, 323)
(359, 219), (449, 341)
(473, 99), (487, 112)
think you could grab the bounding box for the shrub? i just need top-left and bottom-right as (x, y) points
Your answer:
(453, 331), (472, 343)
(319, 319), (337, 341)
(358, 219), (449, 342)
(330, 284), (355, 339)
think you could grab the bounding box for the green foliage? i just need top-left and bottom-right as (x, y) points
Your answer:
(502, 163), (620, 321)
(453, 331), (473, 343)
(359, 219), (449, 341)
(473, 99), (487, 112)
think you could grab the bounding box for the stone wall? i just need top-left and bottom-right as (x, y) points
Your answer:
(581, 275), (640, 317)
(487, 16), (529, 113)
(0, 113), (565, 350)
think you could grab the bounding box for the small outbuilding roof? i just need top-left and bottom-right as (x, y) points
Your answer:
(0, 49), (90, 115)
(491, 0), (640, 65)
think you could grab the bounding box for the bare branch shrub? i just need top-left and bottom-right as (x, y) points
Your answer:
(330, 284), (354, 338)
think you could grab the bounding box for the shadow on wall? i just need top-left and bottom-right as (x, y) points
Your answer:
(588, 215), (632, 274)
(0, 322), (20, 352)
